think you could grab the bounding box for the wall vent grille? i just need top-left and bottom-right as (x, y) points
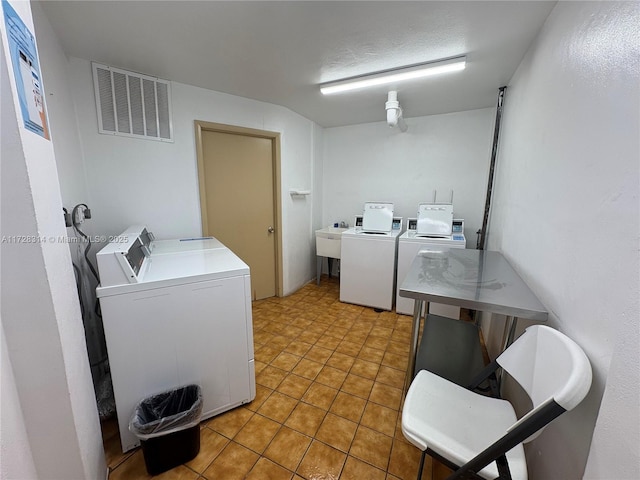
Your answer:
(92, 62), (173, 142)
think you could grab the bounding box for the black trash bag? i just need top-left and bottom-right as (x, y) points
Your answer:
(129, 384), (202, 440)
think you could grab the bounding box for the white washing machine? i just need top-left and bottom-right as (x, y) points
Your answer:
(396, 207), (466, 317)
(340, 203), (403, 311)
(96, 234), (255, 452)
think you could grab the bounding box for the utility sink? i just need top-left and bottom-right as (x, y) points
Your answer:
(315, 227), (347, 284)
(315, 227), (347, 258)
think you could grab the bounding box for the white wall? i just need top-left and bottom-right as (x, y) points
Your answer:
(30, 4), (88, 209)
(486, 2), (639, 478)
(584, 313), (639, 479)
(0, 2), (106, 478)
(0, 323), (38, 480)
(30, 1), (109, 385)
(322, 108), (495, 242)
(67, 57), (320, 294)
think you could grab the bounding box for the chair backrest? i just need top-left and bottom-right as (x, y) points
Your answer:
(496, 325), (592, 440)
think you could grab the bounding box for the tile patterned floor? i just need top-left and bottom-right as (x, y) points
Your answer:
(104, 276), (453, 479)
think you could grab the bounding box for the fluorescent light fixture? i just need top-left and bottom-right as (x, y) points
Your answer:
(320, 56), (466, 95)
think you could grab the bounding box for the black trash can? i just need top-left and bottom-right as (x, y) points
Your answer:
(129, 384), (203, 475)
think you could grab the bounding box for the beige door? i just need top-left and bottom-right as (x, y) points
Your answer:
(196, 122), (281, 300)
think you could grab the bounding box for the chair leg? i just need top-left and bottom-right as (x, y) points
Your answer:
(417, 450), (426, 480)
(496, 454), (512, 480)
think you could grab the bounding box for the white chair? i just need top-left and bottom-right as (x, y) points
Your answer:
(402, 325), (592, 480)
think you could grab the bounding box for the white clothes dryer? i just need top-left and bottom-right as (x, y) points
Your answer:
(96, 236), (255, 452)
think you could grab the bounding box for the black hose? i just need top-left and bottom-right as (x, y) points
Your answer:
(90, 356), (109, 368)
(71, 204), (100, 284)
(72, 262), (85, 320)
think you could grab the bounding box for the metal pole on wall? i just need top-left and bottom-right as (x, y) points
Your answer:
(477, 86), (507, 250)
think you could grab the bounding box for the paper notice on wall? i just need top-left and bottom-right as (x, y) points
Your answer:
(2, 0), (49, 139)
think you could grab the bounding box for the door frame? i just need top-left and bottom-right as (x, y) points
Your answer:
(194, 120), (283, 297)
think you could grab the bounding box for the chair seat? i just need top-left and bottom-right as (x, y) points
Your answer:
(402, 370), (528, 480)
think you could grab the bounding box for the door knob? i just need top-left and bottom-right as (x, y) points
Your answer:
(268, 226), (275, 233)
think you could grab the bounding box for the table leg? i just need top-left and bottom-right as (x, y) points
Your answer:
(500, 316), (519, 352)
(405, 299), (425, 392)
(498, 316), (519, 391)
(316, 256), (322, 285)
(506, 317), (519, 349)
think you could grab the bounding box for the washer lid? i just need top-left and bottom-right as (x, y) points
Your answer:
(362, 202), (394, 233)
(417, 203), (454, 236)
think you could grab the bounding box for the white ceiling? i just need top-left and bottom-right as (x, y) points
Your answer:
(38, 1), (556, 127)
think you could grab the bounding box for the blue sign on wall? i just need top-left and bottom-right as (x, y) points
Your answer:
(3, 0), (49, 139)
